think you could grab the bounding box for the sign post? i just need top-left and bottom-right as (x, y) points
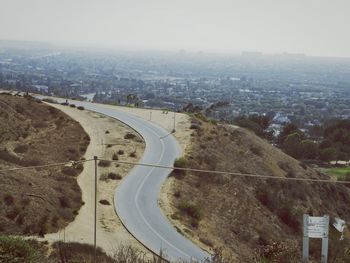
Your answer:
(302, 214), (329, 263)
(303, 214), (309, 263)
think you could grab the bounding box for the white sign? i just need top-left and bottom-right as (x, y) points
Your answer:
(333, 217), (345, 233)
(306, 216), (329, 238)
(303, 214), (329, 263)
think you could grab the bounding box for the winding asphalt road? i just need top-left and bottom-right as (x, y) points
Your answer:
(45, 98), (210, 262)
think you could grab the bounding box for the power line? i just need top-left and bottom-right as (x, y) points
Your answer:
(0, 157), (348, 185)
(0, 159), (93, 173)
(103, 159), (350, 185)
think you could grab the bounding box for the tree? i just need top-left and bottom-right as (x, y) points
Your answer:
(281, 133), (304, 159)
(319, 147), (338, 163)
(233, 115), (273, 141)
(277, 123), (304, 146)
(301, 140), (318, 159)
(337, 152), (349, 163)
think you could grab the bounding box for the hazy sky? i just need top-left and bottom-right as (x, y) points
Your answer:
(1, 0), (349, 57)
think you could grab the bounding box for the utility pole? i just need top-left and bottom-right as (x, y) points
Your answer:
(93, 156), (98, 263)
(172, 111), (176, 133)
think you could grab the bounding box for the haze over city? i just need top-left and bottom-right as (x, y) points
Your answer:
(1, 1), (350, 262)
(1, 0), (350, 57)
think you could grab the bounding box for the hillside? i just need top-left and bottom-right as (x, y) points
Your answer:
(0, 93), (89, 236)
(162, 117), (350, 262)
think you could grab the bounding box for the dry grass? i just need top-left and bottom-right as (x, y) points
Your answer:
(0, 94), (89, 236)
(166, 118), (350, 262)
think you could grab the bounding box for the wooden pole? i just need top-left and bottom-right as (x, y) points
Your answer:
(94, 156), (97, 263)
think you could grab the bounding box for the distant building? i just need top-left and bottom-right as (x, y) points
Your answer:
(32, 85), (49, 93)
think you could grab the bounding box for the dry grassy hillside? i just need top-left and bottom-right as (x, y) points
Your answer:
(0, 93), (89, 236)
(166, 118), (350, 262)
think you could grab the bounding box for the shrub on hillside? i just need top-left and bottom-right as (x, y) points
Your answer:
(173, 157), (187, 177)
(22, 157), (43, 167)
(3, 193), (14, 206)
(117, 149), (124, 155)
(61, 166), (79, 177)
(190, 123), (200, 130)
(13, 144), (29, 154)
(124, 133), (136, 139)
(111, 153), (118, 160)
(59, 196), (71, 208)
(178, 201), (202, 221)
(0, 235), (45, 263)
(109, 172), (122, 180)
(98, 160), (111, 167)
(77, 106), (84, 110)
(99, 199), (111, 205)
(42, 98), (57, 104)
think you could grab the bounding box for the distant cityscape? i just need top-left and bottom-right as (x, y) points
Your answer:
(1, 41), (349, 137)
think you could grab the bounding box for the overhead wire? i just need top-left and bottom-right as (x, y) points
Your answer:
(0, 157), (348, 185)
(103, 158), (350, 184)
(0, 158), (93, 173)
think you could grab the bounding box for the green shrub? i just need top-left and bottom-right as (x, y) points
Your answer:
(98, 160), (111, 167)
(99, 199), (111, 205)
(77, 106), (84, 110)
(108, 172), (122, 180)
(178, 201), (202, 221)
(112, 153), (119, 160)
(42, 98), (57, 104)
(190, 124), (200, 130)
(118, 149), (124, 155)
(0, 235), (45, 263)
(173, 157), (187, 176)
(124, 133), (136, 139)
(209, 118), (217, 125)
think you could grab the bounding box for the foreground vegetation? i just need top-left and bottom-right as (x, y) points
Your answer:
(0, 235), (237, 263)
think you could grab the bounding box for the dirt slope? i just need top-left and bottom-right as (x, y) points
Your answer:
(162, 118), (350, 262)
(0, 94), (89, 236)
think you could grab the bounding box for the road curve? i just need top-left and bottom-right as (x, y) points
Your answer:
(46, 98), (210, 262)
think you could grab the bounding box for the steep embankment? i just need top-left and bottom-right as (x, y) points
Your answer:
(162, 117), (350, 262)
(0, 94), (89, 236)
